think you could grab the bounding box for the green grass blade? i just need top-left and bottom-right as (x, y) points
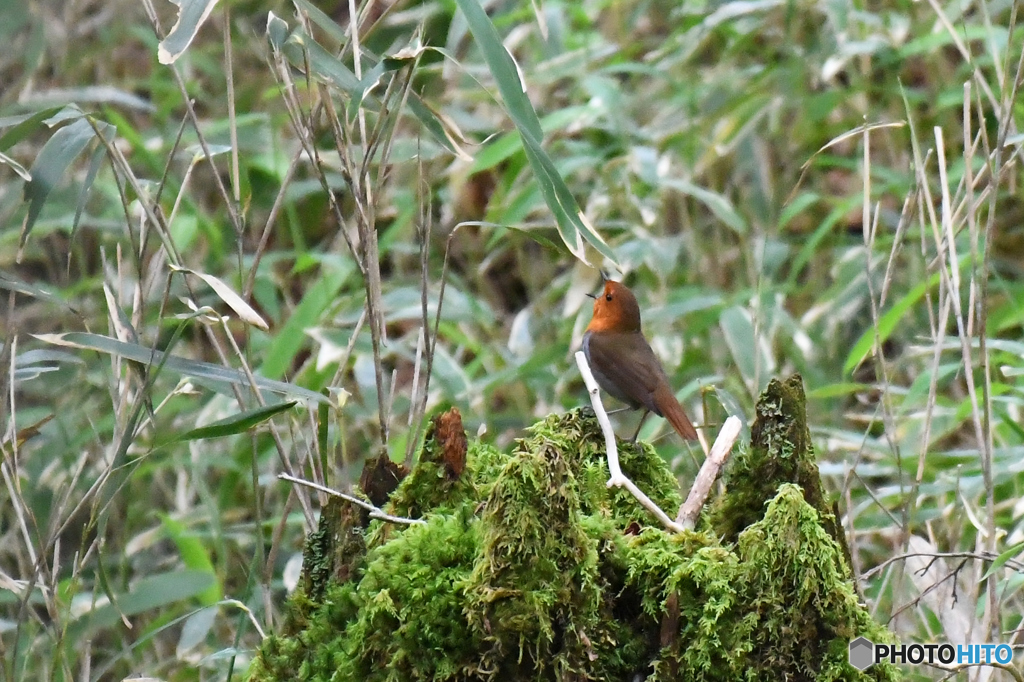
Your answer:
(158, 0), (220, 64)
(161, 516), (222, 604)
(176, 401), (297, 442)
(842, 268), (943, 376)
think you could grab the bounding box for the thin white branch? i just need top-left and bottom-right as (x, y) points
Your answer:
(677, 415), (742, 529)
(575, 350), (627, 485)
(221, 598), (267, 640)
(278, 473), (425, 526)
(619, 476), (685, 533)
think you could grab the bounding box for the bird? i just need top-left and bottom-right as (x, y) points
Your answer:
(582, 279), (699, 441)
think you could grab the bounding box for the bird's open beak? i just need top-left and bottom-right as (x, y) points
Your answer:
(586, 292), (597, 299)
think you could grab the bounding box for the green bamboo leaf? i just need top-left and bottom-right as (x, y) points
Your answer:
(899, 24), (997, 59)
(177, 606), (218, 656)
(346, 60), (386, 121)
(0, 271), (77, 312)
(779, 191), (820, 228)
(260, 258), (354, 380)
(519, 125), (616, 263)
(291, 0), (348, 44)
(786, 197), (859, 287)
(980, 541), (1024, 581)
(274, 19), (360, 92)
(659, 178), (749, 233)
(407, 94), (473, 162)
(662, 178), (748, 234)
(20, 85), (155, 112)
(69, 142), (106, 258)
(68, 570), (216, 638)
(470, 105), (592, 173)
(177, 401), (297, 442)
(21, 116), (114, 252)
(35, 332), (335, 406)
(170, 265), (270, 330)
(453, 0), (541, 140)
(452, 221), (565, 258)
(0, 150), (30, 180)
(0, 105), (65, 151)
(266, 11), (290, 49)
(268, 15), (396, 126)
(453, 0), (616, 266)
(806, 382), (871, 399)
(842, 269), (943, 375)
(158, 0), (220, 65)
(719, 305), (773, 393)
(161, 517), (221, 604)
(318, 390), (330, 485)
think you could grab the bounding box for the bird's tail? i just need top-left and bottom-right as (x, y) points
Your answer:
(653, 385), (699, 440)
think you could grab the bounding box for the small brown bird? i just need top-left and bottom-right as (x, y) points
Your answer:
(583, 280), (699, 441)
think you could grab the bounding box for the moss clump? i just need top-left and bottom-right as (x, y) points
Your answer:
(737, 485), (897, 681)
(386, 408), (483, 519)
(464, 423), (608, 678)
(249, 376), (898, 682)
(710, 375), (853, 569)
(625, 527), (747, 679)
(339, 512), (483, 680)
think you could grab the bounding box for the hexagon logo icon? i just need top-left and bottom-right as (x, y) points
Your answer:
(849, 637), (875, 671)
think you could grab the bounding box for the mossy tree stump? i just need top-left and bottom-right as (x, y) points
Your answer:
(249, 376), (898, 681)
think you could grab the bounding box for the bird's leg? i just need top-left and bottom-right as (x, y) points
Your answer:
(630, 410), (651, 443)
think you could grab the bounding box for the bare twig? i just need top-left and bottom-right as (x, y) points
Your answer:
(223, 2), (240, 208)
(218, 316), (315, 528)
(244, 147), (304, 300)
(279, 473), (425, 526)
(929, 661), (1024, 682)
(328, 310), (368, 392)
(861, 550), (1024, 581)
(138, 0), (241, 234)
(405, 151), (432, 468)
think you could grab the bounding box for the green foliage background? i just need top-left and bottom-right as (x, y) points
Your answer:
(0, 0), (1021, 679)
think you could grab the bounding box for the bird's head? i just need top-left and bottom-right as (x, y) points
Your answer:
(586, 280), (642, 333)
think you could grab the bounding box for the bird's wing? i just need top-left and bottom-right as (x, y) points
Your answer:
(584, 332), (668, 413)
(585, 331), (699, 440)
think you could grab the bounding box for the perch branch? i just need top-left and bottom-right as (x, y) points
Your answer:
(575, 351), (683, 533)
(575, 351), (741, 533)
(279, 473), (425, 526)
(575, 351), (628, 485)
(676, 415), (741, 529)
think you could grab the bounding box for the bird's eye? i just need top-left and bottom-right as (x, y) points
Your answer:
(605, 294), (613, 301)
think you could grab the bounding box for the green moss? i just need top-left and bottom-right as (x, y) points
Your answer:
(464, 425), (607, 678)
(625, 527), (750, 680)
(301, 497), (368, 603)
(710, 375), (853, 569)
(384, 412), (503, 520)
(737, 485), (897, 681)
(338, 512), (482, 681)
(249, 377), (899, 682)
(248, 581), (360, 682)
